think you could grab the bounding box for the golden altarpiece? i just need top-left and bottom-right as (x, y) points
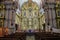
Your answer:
(56, 1), (60, 29)
(0, 3), (5, 36)
(16, 0), (45, 32)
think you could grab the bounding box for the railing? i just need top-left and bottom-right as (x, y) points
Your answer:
(0, 32), (59, 40)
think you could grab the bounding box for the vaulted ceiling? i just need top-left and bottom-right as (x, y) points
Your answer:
(18, 0), (42, 7)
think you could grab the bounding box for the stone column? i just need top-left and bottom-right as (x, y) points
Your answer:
(4, 1), (17, 34)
